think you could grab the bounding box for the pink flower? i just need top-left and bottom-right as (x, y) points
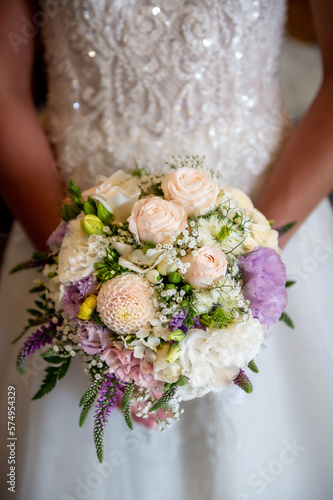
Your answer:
(162, 167), (219, 216)
(96, 274), (155, 335)
(77, 323), (113, 355)
(128, 196), (187, 245)
(181, 246), (228, 288)
(104, 346), (162, 389)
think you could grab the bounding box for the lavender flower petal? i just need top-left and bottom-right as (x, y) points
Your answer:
(63, 276), (97, 319)
(239, 247), (287, 327)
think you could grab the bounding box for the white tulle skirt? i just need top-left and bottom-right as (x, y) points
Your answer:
(1, 199), (333, 500)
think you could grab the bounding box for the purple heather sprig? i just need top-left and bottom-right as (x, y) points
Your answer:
(233, 369), (253, 393)
(93, 374), (123, 463)
(16, 320), (60, 374)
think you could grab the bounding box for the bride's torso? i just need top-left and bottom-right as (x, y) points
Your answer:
(41, 0), (289, 196)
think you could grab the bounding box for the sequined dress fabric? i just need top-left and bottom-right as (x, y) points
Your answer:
(42, 0), (288, 197)
(1, 1), (333, 500)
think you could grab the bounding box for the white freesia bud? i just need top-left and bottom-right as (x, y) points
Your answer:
(157, 257), (178, 276)
(145, 269), (162, 284)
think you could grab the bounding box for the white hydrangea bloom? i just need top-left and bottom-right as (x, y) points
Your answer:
(57, 216), (110, 284)
(178, 318), (267, 400)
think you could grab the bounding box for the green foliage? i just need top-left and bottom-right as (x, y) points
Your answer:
(248, 360), (259, 373)
(68, 179), (83, 207)
(122, 382), (134, 430)
(60, 179), (84, 221)
(216, 224), (233, 242)
(183, 304), (196, 329)
(12, 287), (56, 345)
(32, 357), (71, 400)
(94, 247), (128, 283)
(279, 311), (295, 329)
(234, 370), (253, 394)
(150, 376), (188, 412)
(276, 221), (297, 236)
(285, 280), (296, 288)
(10, 252), (56, 275)
(93, 311), (106, 327)
(130, 166), (148, 178)
(200, 306), (235, 329)
(79, 380), (103, 428)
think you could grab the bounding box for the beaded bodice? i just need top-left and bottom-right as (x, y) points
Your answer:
(42, 0), (289, 196)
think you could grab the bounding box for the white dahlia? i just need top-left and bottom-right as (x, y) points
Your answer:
(97, 274), (155, 335)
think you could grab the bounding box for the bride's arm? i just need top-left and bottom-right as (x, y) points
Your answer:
(256, 0), (333, 246)
(0, 0), (64, 251)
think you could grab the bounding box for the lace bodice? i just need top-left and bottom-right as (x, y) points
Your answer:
(42, 0), (289, 196)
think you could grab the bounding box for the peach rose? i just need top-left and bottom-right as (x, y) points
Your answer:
(181, 245), (228, 289)
(161, 167), (219, 216)
(128, 196), (187, 245)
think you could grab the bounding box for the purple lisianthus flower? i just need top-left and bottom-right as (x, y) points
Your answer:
(239, 247), (287, 327)
(77, 323), (113, 354)
(63, 276), (97, 320)
(47, 221), (69, 250)
(169, 311), (206, 333)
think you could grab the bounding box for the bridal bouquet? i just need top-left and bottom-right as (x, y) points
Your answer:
(12, 157), (293, 462)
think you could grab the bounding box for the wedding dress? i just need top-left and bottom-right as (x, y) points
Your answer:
(1, 1), (333, 499)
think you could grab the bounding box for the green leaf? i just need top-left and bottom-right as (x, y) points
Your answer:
(285, 280), (296, 288)
(42, 355), (67, 365)
(58, 357), (71, 380)
(93, 311), (106, 327)
(31, 367), (58, 400)
(11, 314), (54, 345)
(68, 179), (83, 204)
(29, 285), (46, 294)
(279, 312), (295, 329)
(276, 221), (297, 236)
(26, 309), (43, 317)
(31, 358), (71, 400)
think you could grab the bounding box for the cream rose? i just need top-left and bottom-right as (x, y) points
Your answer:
(181, 245), (228, 288)
(250, 209), (279, 252)
(220, 186), (254, 212)
(128, 196), (187, 245)
(82, 170), (141, 223)
(162, 167), (219, 216)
